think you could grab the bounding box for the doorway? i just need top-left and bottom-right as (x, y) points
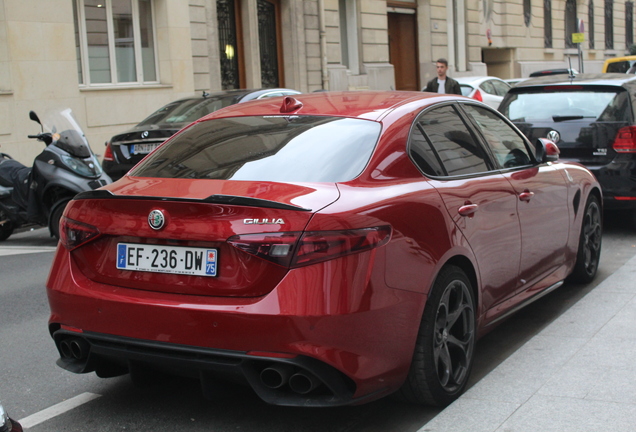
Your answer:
(388, 11), (419, 91)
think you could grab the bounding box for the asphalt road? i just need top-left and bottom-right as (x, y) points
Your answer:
(1, 211), (635, 432)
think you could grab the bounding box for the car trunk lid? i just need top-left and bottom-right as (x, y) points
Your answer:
(65, 178), (339, 297)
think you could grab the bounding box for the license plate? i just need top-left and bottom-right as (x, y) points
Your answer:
(131, 143), (160, 155)
(116, 243), (217, 277)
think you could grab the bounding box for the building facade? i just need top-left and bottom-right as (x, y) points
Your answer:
(1, 0), (634, 164)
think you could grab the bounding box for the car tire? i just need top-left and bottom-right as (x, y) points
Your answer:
(569, 195), (602, 284)
(0, 221), (13, 241)
(396, 265), (476, 406)
(0, 210), (13, 241)
(50, 200), (70, 241)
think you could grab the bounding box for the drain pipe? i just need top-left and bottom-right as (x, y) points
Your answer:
(318, 0), (329, 90)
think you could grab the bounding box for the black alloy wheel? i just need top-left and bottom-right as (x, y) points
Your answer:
(570, 195), (602, 283)
(396, 265), (476, 406)
(0, 210), (13, 241)
(50, 200), (70, 241)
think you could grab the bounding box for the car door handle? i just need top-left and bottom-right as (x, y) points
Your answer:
(458, 204), (479, 217)
(519, 191), (535, 202)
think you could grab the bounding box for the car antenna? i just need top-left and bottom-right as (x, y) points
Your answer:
(202, 90), (210, 98)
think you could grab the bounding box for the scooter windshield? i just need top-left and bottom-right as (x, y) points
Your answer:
(41, 108), (91, 158)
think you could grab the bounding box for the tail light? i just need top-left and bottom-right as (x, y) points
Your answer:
(60, 217), (101, 251)
(613, 126), (636, 153)
(228, 226), (392, 268)
(473, 89), (483, 102)
(103, 142), (115, 162)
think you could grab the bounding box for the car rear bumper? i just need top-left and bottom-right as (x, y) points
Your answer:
(46, 246), (425, 406)
(588, 161), (636, 209)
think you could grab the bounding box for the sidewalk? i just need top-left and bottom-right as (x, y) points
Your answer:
(420, 254), (636, 432)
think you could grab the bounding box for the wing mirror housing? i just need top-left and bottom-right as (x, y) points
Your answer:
(535, 137), (560, 163)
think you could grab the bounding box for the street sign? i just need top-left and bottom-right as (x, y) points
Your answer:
(572, 33), (585, 44)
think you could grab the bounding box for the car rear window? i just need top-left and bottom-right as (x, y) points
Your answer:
(130, 116), (382, 182)
(137, 96), (241, 126)
(500, 87), (630, 122)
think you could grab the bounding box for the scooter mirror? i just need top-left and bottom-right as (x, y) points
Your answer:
(29, 110), (41, 125)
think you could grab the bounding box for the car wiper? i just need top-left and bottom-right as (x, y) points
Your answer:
(552, 115), (589, 122)
(510, 117), (526, 122)
(74, 190), (312, 211)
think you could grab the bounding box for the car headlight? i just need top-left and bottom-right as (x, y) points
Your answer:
(60, 154), (103, 178)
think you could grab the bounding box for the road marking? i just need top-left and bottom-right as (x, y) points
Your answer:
(18, 392), (101, 429)
(0, 246), (57, 256)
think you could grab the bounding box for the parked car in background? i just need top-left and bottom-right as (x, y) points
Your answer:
(48, 91), (600, 409)
(602, 55), (636, 73)
(0, 403), (22, 432)
(455, 76), (511, 109)
(103, 88), (301, 180)
(499, 73), (636, 227)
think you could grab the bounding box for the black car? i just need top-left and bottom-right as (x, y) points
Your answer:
(528, 68), (577, 77)
(103, 88), (301, 180)
(499, 73), (636, 226)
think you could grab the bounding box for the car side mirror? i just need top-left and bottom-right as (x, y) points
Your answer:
(535, 137), (560, 163)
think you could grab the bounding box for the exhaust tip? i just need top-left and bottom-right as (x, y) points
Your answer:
(59, 339), (73, 359)
(288, 372), (320, 395)
(260, 365), (294, 389)
(69, 338), (89, 360)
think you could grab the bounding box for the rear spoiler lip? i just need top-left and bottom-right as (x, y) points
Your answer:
(73, 189), (312, 212)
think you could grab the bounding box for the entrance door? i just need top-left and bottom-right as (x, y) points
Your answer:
(257, 0), (284, 88)
(388, 12), (419, 91)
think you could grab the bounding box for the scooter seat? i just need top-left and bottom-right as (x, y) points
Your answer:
(0, 158), (28, 187)
(0, 184), (12, 198)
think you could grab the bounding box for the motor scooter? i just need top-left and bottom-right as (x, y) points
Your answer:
(0, 108), (111, 241)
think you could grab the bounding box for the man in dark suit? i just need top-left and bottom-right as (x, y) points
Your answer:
(423, 58), (462, 95)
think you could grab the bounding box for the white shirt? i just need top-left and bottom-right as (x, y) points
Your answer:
(437, 79), (446, 94)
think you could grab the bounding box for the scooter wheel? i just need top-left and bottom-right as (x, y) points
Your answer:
(0, 221), (14, 241)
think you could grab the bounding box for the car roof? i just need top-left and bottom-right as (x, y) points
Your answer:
(198, 91), (465, 122)
(173, 88), (299, 103)
(604, 55), (636, 64)
(455, 76), (504, 83)
(511, 73), (636, 89)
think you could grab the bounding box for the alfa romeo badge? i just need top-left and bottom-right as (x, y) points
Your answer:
(148, 209), (165, 230)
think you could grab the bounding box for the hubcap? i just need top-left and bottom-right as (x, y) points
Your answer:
(433, 279), (475, 392)
(582, 202), (602, 275)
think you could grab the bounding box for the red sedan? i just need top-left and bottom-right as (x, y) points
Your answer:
(46, 91), (602, 407)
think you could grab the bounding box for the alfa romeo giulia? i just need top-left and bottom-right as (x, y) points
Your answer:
(46, 91), (602, 407)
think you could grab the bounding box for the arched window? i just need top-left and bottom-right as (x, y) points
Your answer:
(605, 0), (614, 49)
(565, 0), (578, 48)
(626, 2), (634, 49)
(589, 0), (595, 49)
(544, 0), (552, 48)
(524, 0), (531, 26)
(217, 0), (244, 89)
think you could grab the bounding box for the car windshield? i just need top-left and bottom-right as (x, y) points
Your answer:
(130, 116), (382, 182)
(500, 88), (629, 122)
(137, 96), (242, 126)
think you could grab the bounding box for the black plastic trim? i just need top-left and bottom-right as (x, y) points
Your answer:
(52, 330), (366, 407)
(73, 190), (312, 212)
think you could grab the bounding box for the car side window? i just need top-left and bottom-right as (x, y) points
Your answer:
(409, 125), (446, 176)
(479, 80), (496, 95)
(491, 80), (511, 96)
(462, 104), (533, 169)
(414, 105), (491, 176)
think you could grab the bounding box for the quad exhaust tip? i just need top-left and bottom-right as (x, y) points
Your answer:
(58, 337), (90, 362)
(259, 364), (322, 395)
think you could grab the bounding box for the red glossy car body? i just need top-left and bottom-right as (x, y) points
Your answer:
(46, 91), (601, 407)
